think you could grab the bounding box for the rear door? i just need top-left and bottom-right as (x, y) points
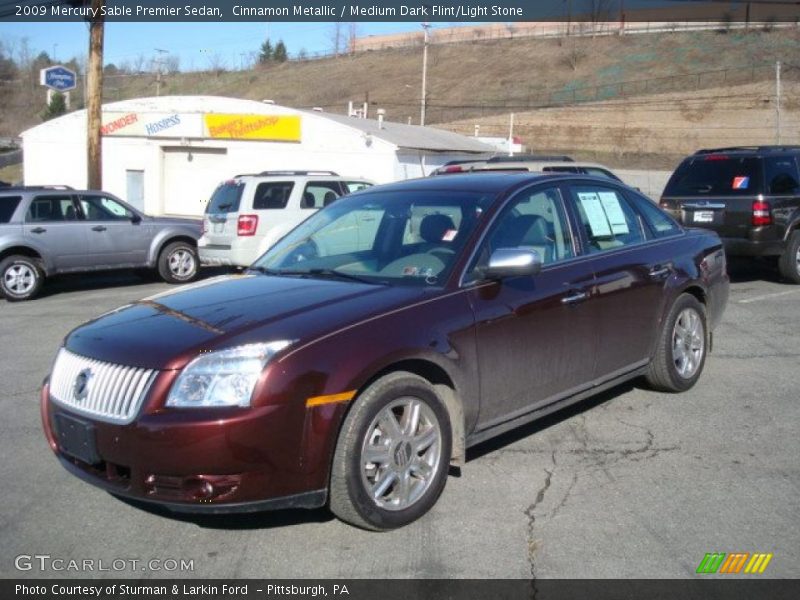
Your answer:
(22, 193), (88, 272)
(565, 182), (667, 378)
(662, 155), (763, 240)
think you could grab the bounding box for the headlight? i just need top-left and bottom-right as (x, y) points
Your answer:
(166, 341), (292, 408)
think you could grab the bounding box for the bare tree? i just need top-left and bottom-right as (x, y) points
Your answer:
(164, 54), (180, 74)
(586, 0), (614, 35)
(206, 53), (226, 75)
(347, 23), (358, 54)
(131, 53), (146, 73)
(330, 23), (343, 56)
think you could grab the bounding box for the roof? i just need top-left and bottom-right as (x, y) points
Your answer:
(361, 172), (559, 194)
(302, 110), (494, 154)
(21, 95), (494, 154)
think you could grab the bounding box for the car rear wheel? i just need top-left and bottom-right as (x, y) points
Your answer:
(329, 371), (451, 531)
(646, 293), (708, 393)
(778, 231), (800, 284)
(157, 241), (198, 284)
(0, 255), (44, 301)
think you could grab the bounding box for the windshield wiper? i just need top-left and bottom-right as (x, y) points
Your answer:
(248, 266), (385, 285)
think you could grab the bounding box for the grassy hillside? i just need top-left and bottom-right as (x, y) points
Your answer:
(2, 27), (799, 168)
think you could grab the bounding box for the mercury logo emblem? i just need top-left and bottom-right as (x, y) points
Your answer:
(73, 368), (92, 402)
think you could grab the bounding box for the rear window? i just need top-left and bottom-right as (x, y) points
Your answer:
(664, 156), (763, 196)
(0, 196), (21, 223)
(206, 181), (244, 214)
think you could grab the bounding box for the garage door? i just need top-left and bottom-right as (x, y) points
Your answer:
(161, 147), (227, 216)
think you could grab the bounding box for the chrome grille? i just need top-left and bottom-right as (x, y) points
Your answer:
(49, 348), (158, 424)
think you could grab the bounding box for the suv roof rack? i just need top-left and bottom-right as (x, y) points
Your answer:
(487, 154), (574, 163)
(694, 146), (800, 155)
(233, 170), (340, 177)
(0, 185), (74, 191)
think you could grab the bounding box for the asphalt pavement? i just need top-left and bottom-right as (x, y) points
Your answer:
(1, 260), (797, 579)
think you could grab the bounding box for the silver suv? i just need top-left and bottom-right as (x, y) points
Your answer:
(199, 171), (373, 267)
(0, 186), (201, 301)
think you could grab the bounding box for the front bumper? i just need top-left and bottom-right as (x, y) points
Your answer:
(40, 383), (331, 513)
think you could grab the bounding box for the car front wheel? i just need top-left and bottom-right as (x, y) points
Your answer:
(778, 231), (800, 284)
(329, 372), (452, 531)
(646, 293), (708, 392)
(0, 255), (44, 301)
(158, 241), (198, 284)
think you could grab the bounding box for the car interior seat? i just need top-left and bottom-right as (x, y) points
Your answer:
(323, 191), (338, 207)
(302, 192), (316, 209)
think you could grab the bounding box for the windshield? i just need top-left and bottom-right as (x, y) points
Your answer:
(253, 189), (496, 286)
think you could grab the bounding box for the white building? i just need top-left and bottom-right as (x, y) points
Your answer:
(21, 96), (493, 217)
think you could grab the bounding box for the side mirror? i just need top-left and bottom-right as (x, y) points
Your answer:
(483, 248), (542, 279)
(131, 214), (142, 224)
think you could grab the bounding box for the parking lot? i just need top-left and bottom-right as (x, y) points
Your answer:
(1, 261), (798, 579)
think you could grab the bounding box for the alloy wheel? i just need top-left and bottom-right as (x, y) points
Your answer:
(4, 264), (36, 295)
(168, 249), (196, 279)
(672, 307), (705, 379)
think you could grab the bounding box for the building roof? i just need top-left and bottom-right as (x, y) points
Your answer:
(305, 111), (493, 154)
(21, 95), (494, 155)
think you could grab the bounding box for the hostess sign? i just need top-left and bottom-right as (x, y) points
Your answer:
(40, 65), (77, 92)
(101, 111), (302, 142)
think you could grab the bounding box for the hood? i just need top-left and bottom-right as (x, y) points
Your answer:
(64, 274), (427, 369)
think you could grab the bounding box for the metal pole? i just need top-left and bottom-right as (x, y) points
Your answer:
(154, 48), (168, 97)
(87, 0), (105, 190)
(776, 60), (782, 145)
(420, 23), (430, 126)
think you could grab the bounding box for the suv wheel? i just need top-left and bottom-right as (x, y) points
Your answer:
(158, 241), (198, 284)
(646, 293), (708, 393)
(778, 231), (800, 284)
(329, 372), (451, 531)
(0, 255), (44, 301)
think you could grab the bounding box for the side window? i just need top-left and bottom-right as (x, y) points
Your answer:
(301, 181), (342, 209)
(626, 191), (682, 239)
(0, 196), (22, 223)
(80, 195), (132, 221)
(344, 181), (372, 194)
(26, 195), (76, 222)
(252, 182), (294, 210)
(471, 186), (573, 275)
(570, 185), (645, 253)
(764, 156), (800, 195)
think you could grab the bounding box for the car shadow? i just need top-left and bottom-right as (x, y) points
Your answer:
(112, 495), (335, 530)
(466, 381), (637, 462)
(34, 267), (232, 299)
(726, 257), (784, 284)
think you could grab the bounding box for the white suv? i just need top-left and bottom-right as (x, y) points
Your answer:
(198, 171), (372, 267)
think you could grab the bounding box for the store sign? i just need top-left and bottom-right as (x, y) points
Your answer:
(204, 114), (301, 142)
(40, 65), (77, 92)
(100, 112), (301, 142)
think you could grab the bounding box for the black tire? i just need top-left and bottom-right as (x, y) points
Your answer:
(778, 231), (800, 284)
(329, 371), (452, 531)
(157, 241), (198, 284)
(0, 255), (44, 301)
(645, 293), (708, 393)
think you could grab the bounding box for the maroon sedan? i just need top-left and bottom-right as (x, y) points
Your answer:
(41, 173), (728, 530)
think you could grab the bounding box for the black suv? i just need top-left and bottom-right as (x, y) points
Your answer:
(660, 146), (800, 283)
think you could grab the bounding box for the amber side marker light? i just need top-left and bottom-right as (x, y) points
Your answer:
(306, 390), (356, 408)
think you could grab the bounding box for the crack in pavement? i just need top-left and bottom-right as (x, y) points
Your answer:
(523, 450), (555, 595)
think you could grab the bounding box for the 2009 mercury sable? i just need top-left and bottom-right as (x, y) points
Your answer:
(41, 173), (728, 530)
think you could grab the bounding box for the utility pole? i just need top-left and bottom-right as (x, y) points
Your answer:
(154, 48), (168, 96)
(420, 22), (431, 126)
(87, 0), (105, 190)
(775, 60), (782, 145)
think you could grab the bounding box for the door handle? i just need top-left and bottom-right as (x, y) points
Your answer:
(562, 290), (588, 305)
(91, 225), (107, 232)
(30, 227), (47, 234)
(649, 265), (671, 279)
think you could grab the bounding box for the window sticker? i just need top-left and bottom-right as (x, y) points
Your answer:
(597, 191), (630, 235)
(732, 176), (749, 190)
(577, 192), (612, 237)
(442, 229), (458, 242)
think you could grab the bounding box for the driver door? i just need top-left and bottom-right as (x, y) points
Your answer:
(466, 184), (597, 429)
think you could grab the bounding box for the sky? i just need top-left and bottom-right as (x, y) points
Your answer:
(0, 22), (464, 70)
